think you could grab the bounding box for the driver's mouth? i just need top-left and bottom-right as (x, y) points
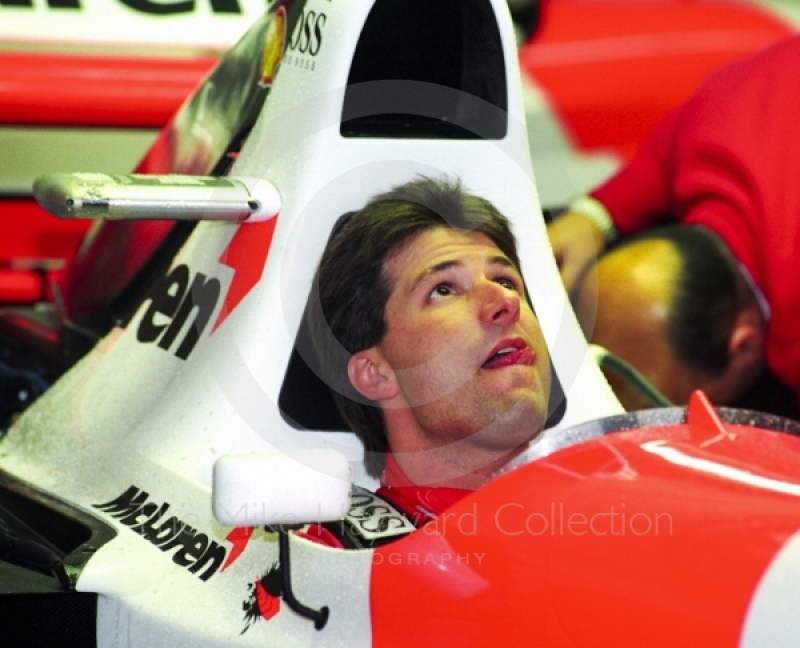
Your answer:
(482, 339), (534, 369)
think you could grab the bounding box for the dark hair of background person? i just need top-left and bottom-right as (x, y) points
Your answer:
(609, 224), (755, 377)
(308, 176), (521, 477)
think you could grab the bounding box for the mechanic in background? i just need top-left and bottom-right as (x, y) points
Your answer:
(547, 35), (800, 417)
(570, 225), (800, 417)
(308, 176), (552, 526)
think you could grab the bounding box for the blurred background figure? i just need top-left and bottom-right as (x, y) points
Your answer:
(549, 35), (800, 418)
(571, 225), (800, 418)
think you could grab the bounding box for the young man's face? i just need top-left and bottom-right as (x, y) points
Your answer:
(371, 227), (551, 455)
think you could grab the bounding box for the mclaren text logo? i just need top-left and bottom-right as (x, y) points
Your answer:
(137, 264), (221, 360)
(94, 486), (228, 581)
(0, 0), (247, 15)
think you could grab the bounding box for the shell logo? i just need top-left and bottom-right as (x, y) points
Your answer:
(260, 6), (287, 87)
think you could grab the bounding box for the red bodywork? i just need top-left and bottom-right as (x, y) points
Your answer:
(521, 0), (793, 160)
(0, 51), (216, 128)
(371, 393), (800, 646)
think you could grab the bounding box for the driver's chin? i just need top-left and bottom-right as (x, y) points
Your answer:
(481, 395), (547, 449)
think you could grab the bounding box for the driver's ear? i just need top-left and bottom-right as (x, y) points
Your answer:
(347, 347), (399, 402)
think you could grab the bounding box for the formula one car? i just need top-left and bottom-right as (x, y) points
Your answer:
(2, 1), (800, 646)
(1, 0), (794, 423)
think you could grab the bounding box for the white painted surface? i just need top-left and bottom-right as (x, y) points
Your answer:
(740, 530), (800, 647)
(213, 449), (352, 526)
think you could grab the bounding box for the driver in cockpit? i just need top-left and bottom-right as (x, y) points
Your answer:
(308, 176), (552, 528)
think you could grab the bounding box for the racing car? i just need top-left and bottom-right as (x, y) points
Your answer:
(1, 0), (794, 424)
(2, 0), (800, 646)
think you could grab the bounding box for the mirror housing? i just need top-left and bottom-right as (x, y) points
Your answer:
(212, 449), (352, 527)
(33, 172), (280, 223)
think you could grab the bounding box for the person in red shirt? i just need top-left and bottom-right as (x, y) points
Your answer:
(548, 36), (800, 414)
(307, 176), (552, 525)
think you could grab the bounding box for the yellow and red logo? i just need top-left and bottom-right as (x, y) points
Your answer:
(260, 5), (287, 87)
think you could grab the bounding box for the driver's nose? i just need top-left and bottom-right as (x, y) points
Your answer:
(478, 282), (520, 328)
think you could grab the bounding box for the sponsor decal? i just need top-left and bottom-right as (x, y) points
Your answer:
(342, 485), (416, 544)
(242, 563), (283, 632)
(94, 485), (229, 581)
(260, 5), (287, 86)
(135, 213), (277, 358)
(212, 216), (278, 332)
(0, 0), (263, 49)
(0, 0), (245, 14)
(136, 263), (221, 360)
(283, 7), (326, 72)
(223, 525), (255, 571)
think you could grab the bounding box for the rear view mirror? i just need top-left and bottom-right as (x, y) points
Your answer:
(212, 448), (352, 528)
(33, 172), (280, 223)
(213, 448), (351, 631)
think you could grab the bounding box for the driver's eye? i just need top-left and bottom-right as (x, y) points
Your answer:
(431, 284), (452, 299)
